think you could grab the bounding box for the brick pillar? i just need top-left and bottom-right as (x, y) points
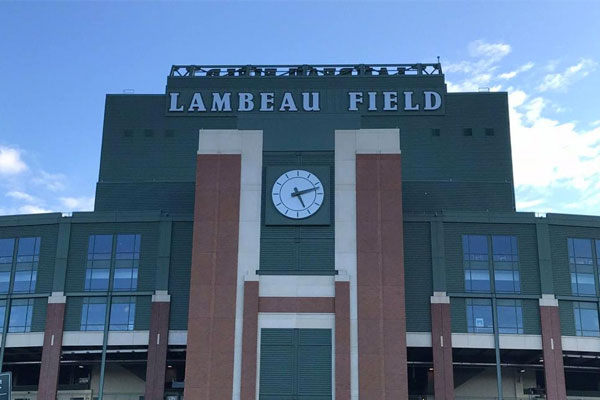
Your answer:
(540, 295), (566, 400)
(184, 154), (241, 400)
(240, 281), (258, 400)
(335, 280), (351, 400)
(144, 291), (171, 400)
(37, 292), (66, 400)
(356, 153), (408, 399)
(431, 292), (454, 400)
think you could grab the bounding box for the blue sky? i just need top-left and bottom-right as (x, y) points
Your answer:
(1, 1), (599, 216)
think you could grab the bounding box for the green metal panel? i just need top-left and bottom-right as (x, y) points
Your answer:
(260, 328), (331, 400)
(558, 300), (576, 336)
(260, 152), (335, 275)
(64, 297), (84, 331)
(31, 297), (48, 332)
(65, 222), (159, 293)
(260, 329), (295, 399)
(522, 299), (541, 335)
(168, 222), (193, 330)
(444, 222), (540, 295)
(96, 95), (236, 213)
(0, 224), (59, 294)
(404, 222), (433, 332)
(134, 296), (152, 330)
(297, 329), (332, 399)
(450, 297), (467, 333)
(549, 225), (600, 297)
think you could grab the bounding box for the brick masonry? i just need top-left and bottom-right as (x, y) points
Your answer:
(356, 153), (408, 399)
(37, 302), (65, 400)
(184, 154), (241, 400)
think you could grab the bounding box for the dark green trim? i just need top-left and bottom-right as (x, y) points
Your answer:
(155, 221), (172, 291)
(536, 220), (554, 294)
(431, 219), (446, 292)
(0, 213), (62, 227)
(448, 293), (540, 300)
(52, 221), (72, 292)
(66, 291), (154, 297)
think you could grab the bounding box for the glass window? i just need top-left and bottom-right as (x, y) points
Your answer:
(13, 237), (40, 293)
(80, 297), (107, 331)
(463, 235), (491, 292)
(113, 234), (140, 291)
(497, 299), (524, 334)
(574, 301), (600, 337)
(8, 298), (33, 333)
(568, 238), (596, 296)
(493, 236), (520, 293)
(467, 298), (493, 333)
(109, 297), (135, 331)
(0, 300), (6, 331)
(0, 239), (14, 294)
(85, 235), (112, 291)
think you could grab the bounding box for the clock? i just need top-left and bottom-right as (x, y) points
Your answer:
(271, 169), (325, 219)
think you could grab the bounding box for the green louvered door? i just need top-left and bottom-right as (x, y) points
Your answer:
(259, 328), (332, 400)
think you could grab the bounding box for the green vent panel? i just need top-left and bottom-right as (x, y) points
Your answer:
(260, 328), (332, 400)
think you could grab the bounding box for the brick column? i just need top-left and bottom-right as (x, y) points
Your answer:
(240, 280), (258, 400)
(540, 295), (566, 400)
(184, 154), (241, 400)
(356, 153), (408, 399)
(335, 280), (351, 400)
(37, 292), (66, 400)
(431, 292), (454, 400)
(144, 291), (171, 400)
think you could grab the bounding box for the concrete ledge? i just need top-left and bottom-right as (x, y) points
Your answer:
(5, 332), (44, 347)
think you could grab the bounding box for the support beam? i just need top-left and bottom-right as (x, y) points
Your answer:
(356, 150), (408, 399)
(37, 293), (66, 400)
(335, 280), (351, 400)
(431, 293), (454, 400)
(144, 291), (171, 400)
(184, 153), (241, 400)
(540, 295), (567, 400)
(240, 280), (258, 400)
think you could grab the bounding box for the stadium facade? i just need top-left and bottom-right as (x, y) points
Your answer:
(1, 63), (599, 400)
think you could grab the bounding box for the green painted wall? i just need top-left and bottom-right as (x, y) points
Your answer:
(96, 76), (514, 215)
(404, 222), (432, 332)
(168, 222), (193, 330)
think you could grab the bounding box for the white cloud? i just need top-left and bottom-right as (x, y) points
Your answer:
(6, 191), (38, 203)
(516, 199), (545, 210)
(510, 90), (600, 192)
(0, 146), (27, 175)
(60, 196), (95, 211)
(446, 40), (512, 92)
(31, 170), (67, 192)
(591, 120), (600, 127)
(498, 62), (534, 80)
(537, 58), (597, 92)
(18, 205), (52, 214)
(468, 40), (511, 61)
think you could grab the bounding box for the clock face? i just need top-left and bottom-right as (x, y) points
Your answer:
(272, 169), (325, 219)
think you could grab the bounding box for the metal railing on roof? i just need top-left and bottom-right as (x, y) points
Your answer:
(169, 63), (443, 78)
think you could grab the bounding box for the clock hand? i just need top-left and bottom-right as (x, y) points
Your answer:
(291, 187), (317, 197)
(293, 187), (306, 208)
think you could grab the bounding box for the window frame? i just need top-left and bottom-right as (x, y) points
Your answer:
(568, 238), (599, 297)
(573, 301), (600, 337)
(463, 234), (521, 294)
(84, 234), (141, 292)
